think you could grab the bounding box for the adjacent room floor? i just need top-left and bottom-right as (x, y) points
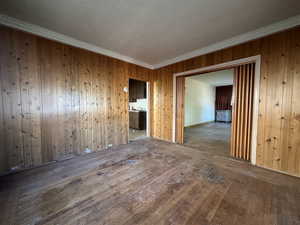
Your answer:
(1, 138), (299, 225)
(129, 128), (147, 140)
(184, 122), (231, 158)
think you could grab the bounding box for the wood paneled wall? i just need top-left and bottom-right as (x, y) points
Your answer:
(154, 26), (300, 177)
(1, 24), (300, 177)
(0, 25), (155, 173)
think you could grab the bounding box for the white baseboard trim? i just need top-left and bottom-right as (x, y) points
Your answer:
(184, 120), (215, 128)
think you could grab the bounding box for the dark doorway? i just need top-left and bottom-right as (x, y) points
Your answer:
(128, 79), (147, 140)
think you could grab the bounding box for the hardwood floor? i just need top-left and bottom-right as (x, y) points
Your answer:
(1, 138), (300, 225)
(129, 128), (147, 141)
(184, 122), (231, 158)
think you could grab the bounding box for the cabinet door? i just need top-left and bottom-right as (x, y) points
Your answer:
(137, 80), (146, 99)
(129, 79), (136, 102)
(129, 111), (139, 129)
(129, 79), (146, 101)
(139, 111), (146, 130)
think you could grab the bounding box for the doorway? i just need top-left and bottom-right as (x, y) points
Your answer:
(184, 69), (234, 158)
(173, 56), (261, 164)
(128, 79), (149, 141)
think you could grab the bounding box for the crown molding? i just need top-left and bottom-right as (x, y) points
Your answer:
(0, 14), (154, 69)
(1, 13), (300, 70)
(153, 14), (300, 69)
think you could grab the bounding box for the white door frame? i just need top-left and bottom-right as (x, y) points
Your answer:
(172, 55), (261, 165)
(146, 82), (151, 137)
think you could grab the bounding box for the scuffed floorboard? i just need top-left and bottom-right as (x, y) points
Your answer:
(1, 138), (300, 225)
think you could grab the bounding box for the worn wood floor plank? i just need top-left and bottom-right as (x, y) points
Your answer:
(0, 138), (300, 225)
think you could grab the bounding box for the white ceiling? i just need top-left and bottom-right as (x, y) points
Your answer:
(189, 69), (234, 87)
(0, 0), (300, 68)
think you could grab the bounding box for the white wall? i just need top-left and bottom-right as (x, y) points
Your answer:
(184, 78), (215, 127)
(129, 98), (147, 111)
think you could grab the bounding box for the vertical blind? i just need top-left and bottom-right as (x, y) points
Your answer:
(230, 63), (255, 160)
(175, 76), (185, 144)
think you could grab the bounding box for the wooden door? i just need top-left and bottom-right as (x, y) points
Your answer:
(175, 76), (185, 144)
(230, 63), (255, 160)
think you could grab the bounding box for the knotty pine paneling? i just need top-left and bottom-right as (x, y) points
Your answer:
(0, 25), (155, 173)
(1, 24), (300, 177)
(154, 26), (300, 177)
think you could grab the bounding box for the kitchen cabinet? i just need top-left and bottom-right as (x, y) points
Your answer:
(129, 110), (146, 130)
(129, 79), (146, 102)
(216, 110), (232, 122)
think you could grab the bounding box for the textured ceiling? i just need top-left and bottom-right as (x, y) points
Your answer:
(190, 69), (234, 87)
(0, 0), (300, 66)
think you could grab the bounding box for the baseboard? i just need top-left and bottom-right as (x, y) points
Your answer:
(184, 120), (214, 128)
(255, 164), (300, 179)
(215, 120), (232, 123)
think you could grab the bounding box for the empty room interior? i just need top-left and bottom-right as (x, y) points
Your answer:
(0, 1), (300, 225)
(184, 69), (234, 157)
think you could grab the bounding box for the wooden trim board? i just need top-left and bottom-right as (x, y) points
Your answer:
(146, 82), (151, 137)
(184, 121), (215, 128)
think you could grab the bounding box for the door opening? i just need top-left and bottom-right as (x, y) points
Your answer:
(128, 79), (149, 141)
(173, 56), (261, 164)
(184, 69), (234, 158)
